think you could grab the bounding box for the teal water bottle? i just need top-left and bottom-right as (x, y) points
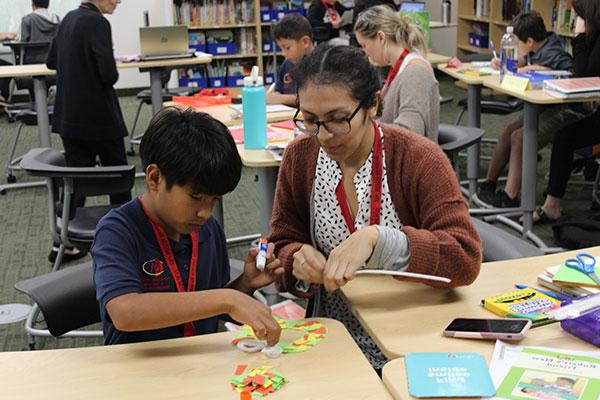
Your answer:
(242, 66), (267, 149)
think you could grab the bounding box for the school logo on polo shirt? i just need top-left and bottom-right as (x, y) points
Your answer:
(141, 258), (164, 276)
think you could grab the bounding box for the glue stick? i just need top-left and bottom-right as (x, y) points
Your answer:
(256, 238), (268, 271)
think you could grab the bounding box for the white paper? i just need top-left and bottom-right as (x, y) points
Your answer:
(354, 269), (451, 283)
(229, 104), (294, 115)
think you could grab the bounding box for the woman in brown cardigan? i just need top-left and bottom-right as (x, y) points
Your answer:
(267, 45), (482, 370)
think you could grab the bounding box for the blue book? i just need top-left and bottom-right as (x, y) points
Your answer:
(405, 352), (496, 398)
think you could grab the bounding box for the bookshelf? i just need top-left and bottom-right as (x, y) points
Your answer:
(172, 0), (303, 89)
(456, 0), (573, 58)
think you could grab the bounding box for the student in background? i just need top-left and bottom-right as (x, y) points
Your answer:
(0, 32), (16, 41)
(355, 5), (439, 142)
(92, 107), (283, 345)
(266, 14), (314, 106)
(478, 11), (587, 208)
(268, 45), (481, 371)
(46, 0), (129, 204)
(307, 0), (349, 42)
(352, 0), (397, 27)
(533, 0), (600, 223)
(21, 0), (60, 48)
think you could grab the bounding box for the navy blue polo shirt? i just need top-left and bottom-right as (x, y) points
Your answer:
(91, 197), (231, 345)
(274, 59), (296, 95)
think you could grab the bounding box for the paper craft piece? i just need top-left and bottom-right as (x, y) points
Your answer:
(269, 120), (296, 130)
(481, 288), (561, 327)
(501, 75), (530, 92)
(232, 319), (327, 354)
(235, 364), (247, 376)
(230, 365), (288, 397)
(405, 352), (496, 398)
(553, 257), (600, 288)
(458, 68), (492, 77)
(493, 345), (600, 400)
(228, 126), (288, 145)
(270, 300), (306, 320)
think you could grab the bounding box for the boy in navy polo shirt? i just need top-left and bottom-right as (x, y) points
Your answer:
(91, 107), (283, 345)
(266, 14), (314, 106)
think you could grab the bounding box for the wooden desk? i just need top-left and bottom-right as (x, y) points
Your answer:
(0, 318), (392, 400)
(341, 247), (600, 362)
(483, 77), (600, 244)
(426, 52), (452, 66)
(0, 55), (212, 147)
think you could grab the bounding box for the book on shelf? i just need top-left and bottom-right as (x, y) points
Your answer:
(481, 287), (561, 327)
(543, 77), (600, 99)
(552, 0), (576, 35)
(174, 0), (254, 26)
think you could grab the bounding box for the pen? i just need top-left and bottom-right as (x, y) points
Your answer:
(515, 284), (572, 302)
(490, 39), (498, 59)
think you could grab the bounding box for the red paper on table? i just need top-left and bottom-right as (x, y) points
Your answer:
(269, 119), (295, 130)
(228, 127), (288, 145)
(235, 364), (247, 376)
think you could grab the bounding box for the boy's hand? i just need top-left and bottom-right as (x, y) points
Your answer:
(517, 64), (550, 73)
(491, 57), (501, 70)
(241, 242), (283, 290)
(323, 226), (379, 292)
(293, 244), (326, 283)
(227, 292), (281, 346)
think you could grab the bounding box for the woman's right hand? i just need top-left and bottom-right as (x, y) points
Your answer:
(292, 244), (326, 284)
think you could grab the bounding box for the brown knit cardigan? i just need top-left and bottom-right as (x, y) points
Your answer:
(267, 123), (482, 298)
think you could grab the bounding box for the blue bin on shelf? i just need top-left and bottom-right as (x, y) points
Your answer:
(468, 32), (489, 48)
(264, 73), (275, 85)
(227, 75), (245, 87)
(260, 9), (272, 22)
(271, 8), (305, 21)
(207, 42), (237, 55)
(209, 77), (226, 88)
(262, 40), (275, 53)
(179, 76), (208, 88)
(189, 44), (206, 53)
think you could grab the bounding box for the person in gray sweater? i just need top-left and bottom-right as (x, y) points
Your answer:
(20, 0), (60, 64)
(355, 5), (439, 142)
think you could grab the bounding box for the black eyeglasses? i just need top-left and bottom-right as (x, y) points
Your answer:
(293, 103), (363, 136)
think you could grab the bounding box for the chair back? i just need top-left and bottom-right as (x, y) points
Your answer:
(14, 262), (101, 337)
(471, 218), (543, 261)
(20, 148), (135, 221)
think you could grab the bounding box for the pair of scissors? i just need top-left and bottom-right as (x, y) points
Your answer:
(565, 253), (600, 286)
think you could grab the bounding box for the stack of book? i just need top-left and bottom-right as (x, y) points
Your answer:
(543, 77), (600, 99)
(174, 0), (254, 26)
(552, 0), (576, 35)
(537, 259), (600, 299)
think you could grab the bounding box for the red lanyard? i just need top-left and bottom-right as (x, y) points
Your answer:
(381, 49), (410, 98)
(139, 197), (199, 337)
(322, 0), (338, 22)
(80, 3), (93, 9)
(335, 120), (384, 234)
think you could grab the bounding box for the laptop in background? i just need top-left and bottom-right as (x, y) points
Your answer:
(399, 1), (426, 12)
(139, 25), (194, 61)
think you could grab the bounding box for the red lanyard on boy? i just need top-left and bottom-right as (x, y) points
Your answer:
(321, 0), (338, 22)
(139, 197), (199, 337)
(335, 120), (384, 234)
(381, 49), (410, 99)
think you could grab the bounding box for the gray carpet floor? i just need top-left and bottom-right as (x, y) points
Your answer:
(0, 73), (597, 352)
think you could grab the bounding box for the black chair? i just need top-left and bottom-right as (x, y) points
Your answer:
(5, 107), (53, 183)
(19, 148), (136, 271)
(14, 261), (102, 350)
(438, 123), (485, 174)
(471, 217), (544, 261)
(454, 53), (523, 126)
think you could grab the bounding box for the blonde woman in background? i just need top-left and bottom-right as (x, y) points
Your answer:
(355, 5), (439, 142)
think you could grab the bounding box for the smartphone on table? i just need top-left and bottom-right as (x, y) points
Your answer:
(442, 317), (532, 340)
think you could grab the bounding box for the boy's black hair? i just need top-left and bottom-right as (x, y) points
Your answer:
(294, 44), (382, 115)
(33, 0), (50, 8)
(273, 13), (313, 41)
(512, 11), (547, 43)
(139, 107), (242, 196)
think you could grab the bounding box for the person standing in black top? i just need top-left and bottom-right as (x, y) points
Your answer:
(46, 0), (130, 206)
(307, 0), (349, 42)
(532, 0), (600, 223)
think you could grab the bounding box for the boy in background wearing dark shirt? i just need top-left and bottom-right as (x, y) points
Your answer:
(478, 11), (588, 208)
(92, 107), (283, 345)
(266, 14), (314, 106)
